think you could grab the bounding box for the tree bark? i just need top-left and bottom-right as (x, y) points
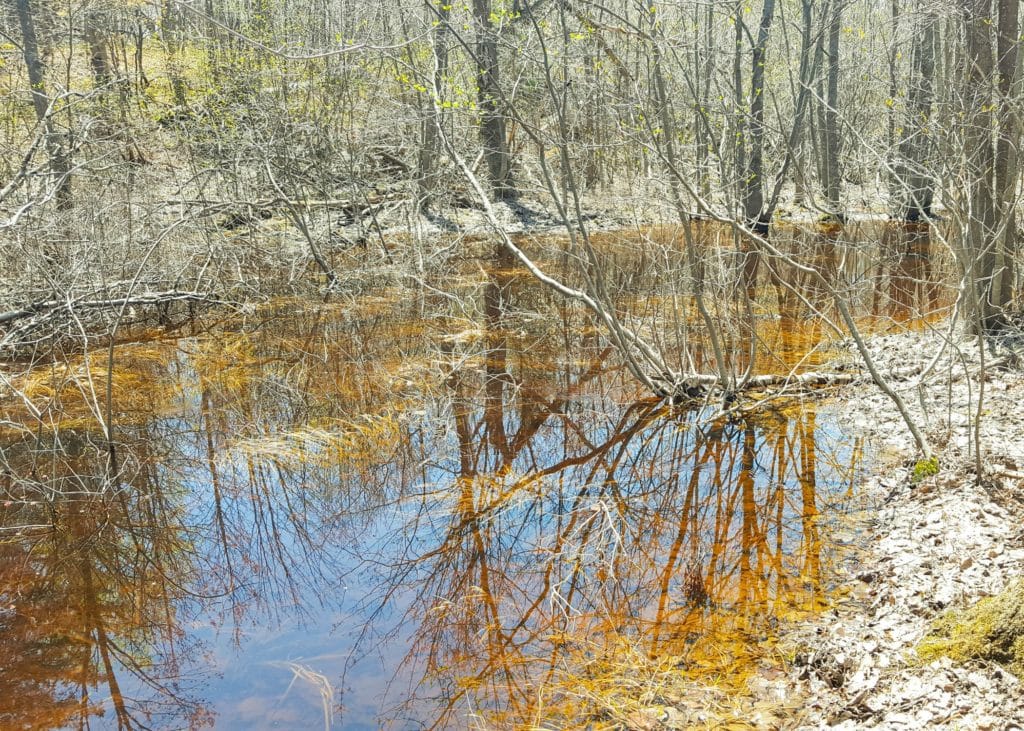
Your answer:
(740, 0), (776, 234)
(419, 0), (451, 211)
(14, 0), (71, 208)
(894, 6), (937, 221)
(822, 0), (843, 215)
(472, 0), (514, 200)
(84, 9), (112, 88)
(960, 0), (1002, 331)
(994, 0), (1020, 307)
(738, 0), (776, 297)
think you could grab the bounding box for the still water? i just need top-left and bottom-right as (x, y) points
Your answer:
(0, 223), (948, 729)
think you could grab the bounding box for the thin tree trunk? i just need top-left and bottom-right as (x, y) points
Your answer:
(994, 0), (1019, 307)
(960, 0), (1000, 331)
(739, 0), (776, 298)
(765, 0), (824, 217)
(161, 0), (189, 108)
(694, 1), (714, 198)
(741, 0), (777, 233)
(895, 7), (937, 221)
(733, 1), (746, 214)
(84, 10), (112, 88)
(419, 0), (451, 211)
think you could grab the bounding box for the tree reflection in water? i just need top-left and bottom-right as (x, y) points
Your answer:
(0, 429), (211, 730)
(345, 253), (866, 728)
(0, 230), (931, 729)
(372, 369), (860, 728)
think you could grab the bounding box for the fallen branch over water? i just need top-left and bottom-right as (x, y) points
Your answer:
(653, 363), (928, 399)
(657, 350), (1016, 401)
(0, 290), (226, 352)
(163, 193), (405, 226)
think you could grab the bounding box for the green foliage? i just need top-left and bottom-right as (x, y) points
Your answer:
(911, 456), (939, 483)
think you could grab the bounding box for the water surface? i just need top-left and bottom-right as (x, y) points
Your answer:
(0, 223), (949, 729)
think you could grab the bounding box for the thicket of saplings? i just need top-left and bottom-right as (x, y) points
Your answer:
(0, 1), (1021, 382)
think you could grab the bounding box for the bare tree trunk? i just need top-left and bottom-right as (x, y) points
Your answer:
(693, 1), (714, 199)
(822, 0), (843, 215)
(994, 0), (1020, 307)
(14, 0), (71, 208)
(740, 0), (776, 234)
(887, 0), (900, 173)
(419, 0), (451, 211)
(765, 0), (824, 216)
(733, 2), (746, 215)
(894, 6), (937, 221)
(84, 10), (112, 88)
(960, 0), (1002, 331)
(161, 0), (189, 108)
(736, 0), (776, 301)
(472, 0), (514, 200)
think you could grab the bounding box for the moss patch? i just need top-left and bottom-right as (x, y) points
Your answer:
(917, 578), (1024, 673)
(911, 456), (940, 483)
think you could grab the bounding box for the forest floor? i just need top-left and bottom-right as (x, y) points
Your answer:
(749, 324), (1024, 730)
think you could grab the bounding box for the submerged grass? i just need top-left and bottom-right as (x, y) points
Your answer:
(2, 343), (176, 431)
(533, 627), (798, 730)
(267, 660), (334, 731)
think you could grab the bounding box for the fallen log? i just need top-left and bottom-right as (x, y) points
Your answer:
(652, 362), (927, 399)
(0, 290), (226, 355)
(162, 192), (405, 225)
(0, 290), (224, 327)
(655, 350), (1013, 404)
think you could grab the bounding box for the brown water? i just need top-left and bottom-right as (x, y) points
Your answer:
(0, 223), (950, 729)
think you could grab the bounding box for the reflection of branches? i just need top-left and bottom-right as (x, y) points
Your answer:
(363, 365), (861, 727)
(0, 266), (874, 729)
(0, 438), (210, 730)
(5, 311), (424, 728)
(0, 305), (384, 727)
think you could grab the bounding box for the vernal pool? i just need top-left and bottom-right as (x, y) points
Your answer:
(0, 225), (946, 729)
